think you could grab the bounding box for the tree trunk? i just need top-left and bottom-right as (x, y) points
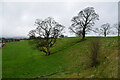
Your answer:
(82, 28), (85, 40)
(104, 32), (106, 37)
(118, 26), (120, 36)
(104, 34), (106, 37)
(45, 34), (50, 56)
(46, 52), (50, 56)
(46, 47), (50, 56)
(118, 31), (120, 36)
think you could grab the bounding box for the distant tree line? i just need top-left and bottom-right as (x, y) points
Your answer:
(1, 38), (28, 43)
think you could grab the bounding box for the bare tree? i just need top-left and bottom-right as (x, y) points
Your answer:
(59, 34), (64, 38)
(28, 17), (64, 56)
(69, 7), (99, 40)
(75, 30), (83, 37)
(28, 30), (36, 39)
(94, 23), (111, 37)
(118, 22), (120, 36)
(113, 23), (120, 36)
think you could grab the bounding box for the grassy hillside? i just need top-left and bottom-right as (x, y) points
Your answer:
(2, 37), (118, 78)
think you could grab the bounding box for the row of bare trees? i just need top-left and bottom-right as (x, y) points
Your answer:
(28, 7), (119, 56)
(69, 7), (119, 38)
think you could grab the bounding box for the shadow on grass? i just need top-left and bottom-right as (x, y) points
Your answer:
(50, 39), (87, 55)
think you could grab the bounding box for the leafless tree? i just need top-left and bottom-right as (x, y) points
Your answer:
(69, 7), (99, 40)
(28, 30), (36, 39)
(28, 17), (64, 56)
(94, 23), (111, 37)
(75, 30), (83, 37)
(59, 34), (64, 38)
(113, 23), (120, 36)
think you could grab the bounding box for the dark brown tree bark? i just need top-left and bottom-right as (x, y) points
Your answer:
(46, 49), (50, 56)
(82, 28), (85, 40)
(104, 32), (106, 37)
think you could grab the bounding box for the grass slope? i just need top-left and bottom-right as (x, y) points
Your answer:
(2, 37), (118, 78)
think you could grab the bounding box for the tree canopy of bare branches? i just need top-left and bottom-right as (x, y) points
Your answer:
(94, 23), (111, 37)
(113, 23), (120, 36)
(69, 7), (99, 40)
(28, 17), (65, 56)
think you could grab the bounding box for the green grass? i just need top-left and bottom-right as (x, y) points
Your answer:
(2, 37), (118, 78)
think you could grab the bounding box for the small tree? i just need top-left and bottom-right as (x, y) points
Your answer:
(59, 34), (64, 38)
(69, 7), (99, 40)
(75, 30), (83, 37)
(28, 17), (64, 56)
(28, 30), (36, 39)
(94, 23), (111, 37)
(113, 23), (120, 36)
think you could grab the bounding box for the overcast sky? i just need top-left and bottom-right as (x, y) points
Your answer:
(0, 1), (118, 37)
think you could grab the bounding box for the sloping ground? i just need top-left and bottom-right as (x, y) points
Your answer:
(2, 37), (118, 78)
(47, 37), (118, 78)
(2, 37), (80, 78)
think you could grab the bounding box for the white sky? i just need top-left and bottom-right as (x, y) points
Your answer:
(0, 0), (119, 37)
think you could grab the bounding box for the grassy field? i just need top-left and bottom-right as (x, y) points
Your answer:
(2, 37), (118, 78)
